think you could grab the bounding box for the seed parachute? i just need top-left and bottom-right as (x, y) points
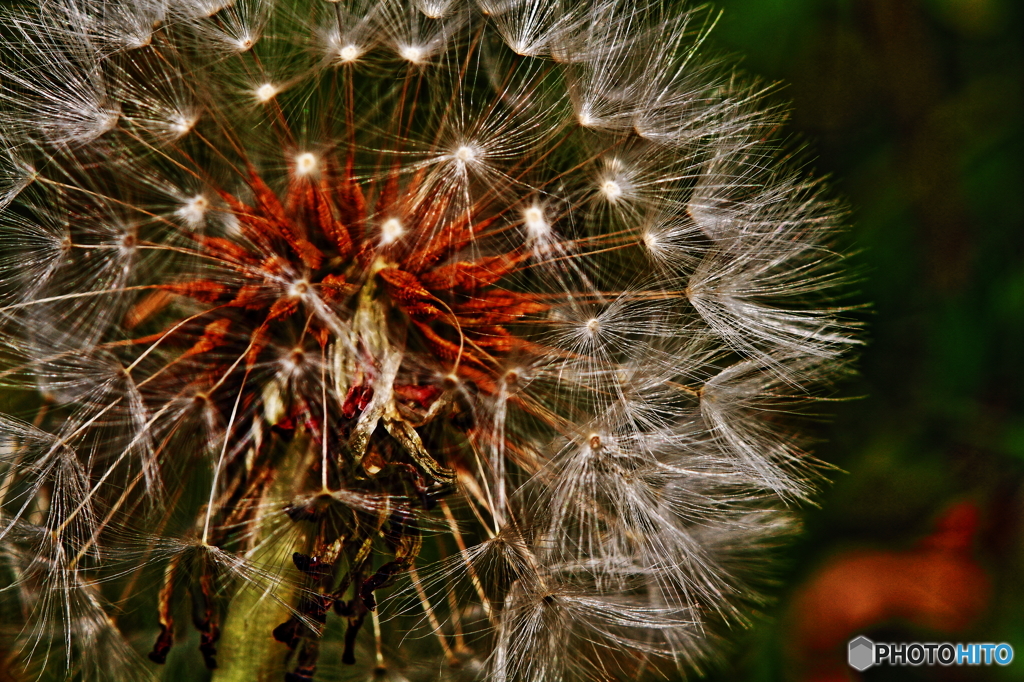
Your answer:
(0, 1), (857, 680)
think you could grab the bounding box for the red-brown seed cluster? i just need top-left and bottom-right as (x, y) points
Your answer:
(131, 158), (549, 390)
(129, 155), (557, 674)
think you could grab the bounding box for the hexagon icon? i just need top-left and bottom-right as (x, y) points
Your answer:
(848, 636), (875, 671)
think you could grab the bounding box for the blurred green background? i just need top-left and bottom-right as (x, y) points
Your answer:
(702, 0), (1024, 680)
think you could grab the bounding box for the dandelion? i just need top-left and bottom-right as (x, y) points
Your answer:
(0, 1), (857, 681)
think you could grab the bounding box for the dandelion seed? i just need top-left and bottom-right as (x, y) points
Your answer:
(380, 217), (405, 244)
(599, 179), (623, 202)
(523, 203), (551, 240)
(338, 43), (363, 63)
(577, 107), (597, 127)
(235, 35), (256, 51)
(294, 152), (319, 176)
(168, 113), (199, 138)
(399, 43), (427, 64)
(177, 194), (211, 227)
(454, 145), (477, 163)
(642, 229), (659, 250)
(254, 82), (279, 102)
(416, 0), (456, 19)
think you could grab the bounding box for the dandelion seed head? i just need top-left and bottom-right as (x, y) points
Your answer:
(0, 1), (857, 678)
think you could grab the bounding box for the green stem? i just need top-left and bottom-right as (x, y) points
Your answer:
(212, 434), (312, 682)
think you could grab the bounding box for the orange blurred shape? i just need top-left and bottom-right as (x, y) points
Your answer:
(789, 502), (990, 681)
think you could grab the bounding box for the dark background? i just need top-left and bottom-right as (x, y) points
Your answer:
(703, 0), (1024, 680)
